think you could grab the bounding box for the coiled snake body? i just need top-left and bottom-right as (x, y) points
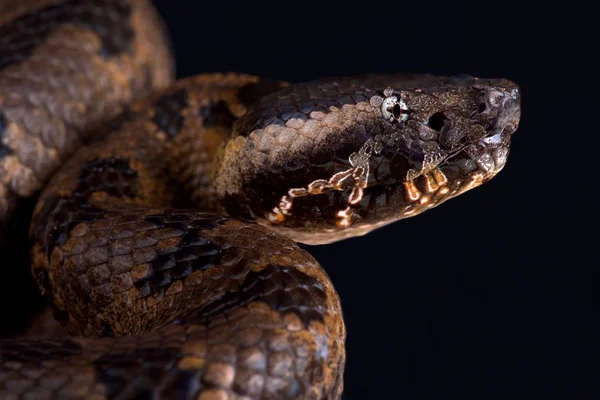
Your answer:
(0, 1), (521, 398)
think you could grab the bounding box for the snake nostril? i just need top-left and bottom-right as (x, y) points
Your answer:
(478, 103), (487, 113)
(427, 112), (446, 131)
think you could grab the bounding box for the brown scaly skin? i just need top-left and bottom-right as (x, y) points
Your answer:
(0, 1), (522, 399)
(22, 74), (345, 400)
(0, 0), (174, 233)
(0, 0), (174, 337)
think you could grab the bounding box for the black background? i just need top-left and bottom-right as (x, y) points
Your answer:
(151, 1), (593, 398)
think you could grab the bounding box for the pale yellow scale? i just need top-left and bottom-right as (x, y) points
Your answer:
(402, 168), (451, 215)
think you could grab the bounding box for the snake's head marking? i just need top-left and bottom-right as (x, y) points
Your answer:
(376, 75), (521, 184)
(214, 74), (521, 245)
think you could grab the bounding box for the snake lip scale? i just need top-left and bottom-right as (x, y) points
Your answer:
(0, 0), (521, 399)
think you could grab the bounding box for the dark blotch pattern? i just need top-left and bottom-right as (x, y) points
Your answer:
(189, 264), (327, 327)
(33, 194), (103, 264)
(153, 88), (189, 138)
(0, 0), (134, 69)
(31, 157), (139, 261)
(75, 157), (138, 198)
(93, 348), (199, 399)
(137, 212), (226, 296)
(200, 100), (236, 129)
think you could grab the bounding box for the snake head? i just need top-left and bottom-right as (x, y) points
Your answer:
(214, 74), (521, 244)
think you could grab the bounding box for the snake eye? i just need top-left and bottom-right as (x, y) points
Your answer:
(392, 103), (401, 119)
(381, 96), (409, 122)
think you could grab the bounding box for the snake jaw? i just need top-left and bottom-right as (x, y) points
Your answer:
(267, 138), (377, 226)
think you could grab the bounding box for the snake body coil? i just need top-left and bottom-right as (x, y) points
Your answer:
(0, 1), (521, 399)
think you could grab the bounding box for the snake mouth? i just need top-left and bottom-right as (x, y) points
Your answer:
(434, 100), (518, 184)
(350, 131), (511, 225)
(331, 104), (519, 234)
(441, 140), (510, 183)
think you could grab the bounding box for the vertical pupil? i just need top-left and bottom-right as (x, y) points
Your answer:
(392, 103), (401, 119)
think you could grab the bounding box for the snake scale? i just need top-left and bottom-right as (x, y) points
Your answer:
(0, 0), (521, 398)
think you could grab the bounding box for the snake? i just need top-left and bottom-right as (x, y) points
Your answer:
(0, 0), (522, 399)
